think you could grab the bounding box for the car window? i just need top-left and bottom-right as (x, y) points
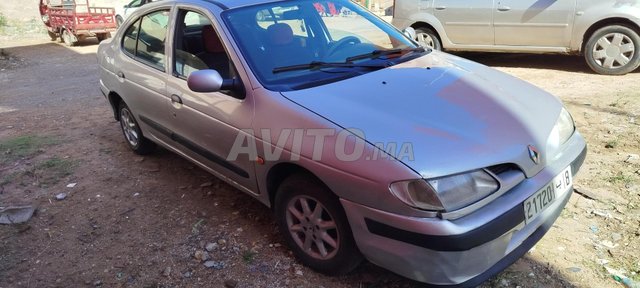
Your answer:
(173, 10), (232, 78)
(223, 0), (416, 91)
(173, 9), (242, 97)
(256, 6), (308, 38)
(321, 4), (393, 49)
(122, 19), (141, 55)
(121, 10), (170, 70)
(136, 10), (170, 70)
(128, 0), (143, 8)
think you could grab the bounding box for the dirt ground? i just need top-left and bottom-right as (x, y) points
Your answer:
(1, 33), (639, 288)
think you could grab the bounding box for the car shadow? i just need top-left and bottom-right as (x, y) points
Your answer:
(73, 37), (103, 47)
(452, 52), (640, 74)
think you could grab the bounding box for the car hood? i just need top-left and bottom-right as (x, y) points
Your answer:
(280, 51), (564, 179)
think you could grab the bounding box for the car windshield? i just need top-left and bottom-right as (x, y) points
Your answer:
(222, 0), (424, 91)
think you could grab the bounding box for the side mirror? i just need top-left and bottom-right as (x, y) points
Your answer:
(123, 4), (130, 8)
(403, 27), (416, 40)
(187, 69), (224, 93)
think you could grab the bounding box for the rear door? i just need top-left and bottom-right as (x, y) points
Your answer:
(493, 0), (576, 47)
(115, 9), (173, 144)
(432, 0), (495, 45)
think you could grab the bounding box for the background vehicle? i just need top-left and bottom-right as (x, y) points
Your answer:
(115, 0), (158, 27)
(392, 0), (640, 75)
(39, 0), (117, 46)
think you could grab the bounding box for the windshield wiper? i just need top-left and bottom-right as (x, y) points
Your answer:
(345, 47), (426, 62)
(272, 61), (389, 74)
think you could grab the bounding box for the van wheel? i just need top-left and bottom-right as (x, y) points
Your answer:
(61, 29), (77, 47)
(118, 102), (155, 155)
(415, 27), (442, 50)
(274, 173), (362, 275)
(585, 25), (640, 75)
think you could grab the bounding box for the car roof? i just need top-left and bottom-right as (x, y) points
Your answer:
(156, 0), (296, 10)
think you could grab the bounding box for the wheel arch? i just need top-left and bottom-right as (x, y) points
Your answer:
(410, 21), (443, 44)
(108, 91), (123, 121)
(266, 162), (332, 209)
(581, 17), (640, 53)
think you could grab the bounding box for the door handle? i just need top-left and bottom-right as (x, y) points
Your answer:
(497, 6), (511, 11)
(435, 6), (446, 10)
(116, 71), (125, 79)
(170, 95), (183, 107)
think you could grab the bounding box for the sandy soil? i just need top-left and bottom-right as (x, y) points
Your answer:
(0, 34), (638, 288)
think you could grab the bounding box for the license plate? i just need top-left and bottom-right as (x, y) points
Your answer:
(524, 166), (572, 225)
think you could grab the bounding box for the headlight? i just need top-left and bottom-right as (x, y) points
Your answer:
(390, 170), (499, 212)
(546, 107), (575, 160)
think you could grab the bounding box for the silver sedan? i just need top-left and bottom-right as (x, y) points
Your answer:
(97, 0), (587, 286)
(392, 0), (640, 75)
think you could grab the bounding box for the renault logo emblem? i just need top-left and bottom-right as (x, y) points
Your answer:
(528, 145), (540, 164)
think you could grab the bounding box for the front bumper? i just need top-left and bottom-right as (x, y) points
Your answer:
(342, 134), (586, 286)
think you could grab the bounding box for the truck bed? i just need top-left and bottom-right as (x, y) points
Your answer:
(48, 6), (116, 33)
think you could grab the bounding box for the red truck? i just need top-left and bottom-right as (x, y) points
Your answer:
(39, 0), (117, 46)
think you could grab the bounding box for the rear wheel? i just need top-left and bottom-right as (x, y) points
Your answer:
(61, 29), (77, 47)
(96, 33), (110, 42)
(274, 173), (362, 275)
(584, 25), (640, 75)
(415, 27), (442, 50)
(118, 102), (156, 155)
(47, 31), (57, 41)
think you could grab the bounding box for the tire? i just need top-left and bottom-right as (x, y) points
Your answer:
(61, 29), (77, 47)
(116, 15), (123, 28)
(96, 33), (110, 42)
(274, 173), (362, 275)
(584, 25), (640, 75)
(415, 27), (442, 50)
(118, 102), (156, 155)
(47, 31), (57, 41)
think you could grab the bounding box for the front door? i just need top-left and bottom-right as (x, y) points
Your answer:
(432, 0), (495, 45)
(165, 8), (257, 191)
(493, 0), (576, 47)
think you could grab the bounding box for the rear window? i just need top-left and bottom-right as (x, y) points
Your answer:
(121, 10), (170, 71)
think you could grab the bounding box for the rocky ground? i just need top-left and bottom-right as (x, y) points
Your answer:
(0, 25), (639, 288)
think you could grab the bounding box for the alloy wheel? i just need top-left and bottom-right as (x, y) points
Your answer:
(120, 108), (139, 147)
(285, 195), (340, 260)
(592, 32), (635, 69)
(416, 32), (435, 49)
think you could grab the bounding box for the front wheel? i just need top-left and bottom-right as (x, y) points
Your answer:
(275, 173), (362, 275)
(584, 25), (640, 75)
(415, 27), (442, 50)
(118, 102), (156, 155)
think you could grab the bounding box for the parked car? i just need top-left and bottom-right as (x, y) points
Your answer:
(392, 0), (640, 75)
(97, 0), (587, 286)
(115, 0), (158, 27)
(39, 0), (117, 46)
